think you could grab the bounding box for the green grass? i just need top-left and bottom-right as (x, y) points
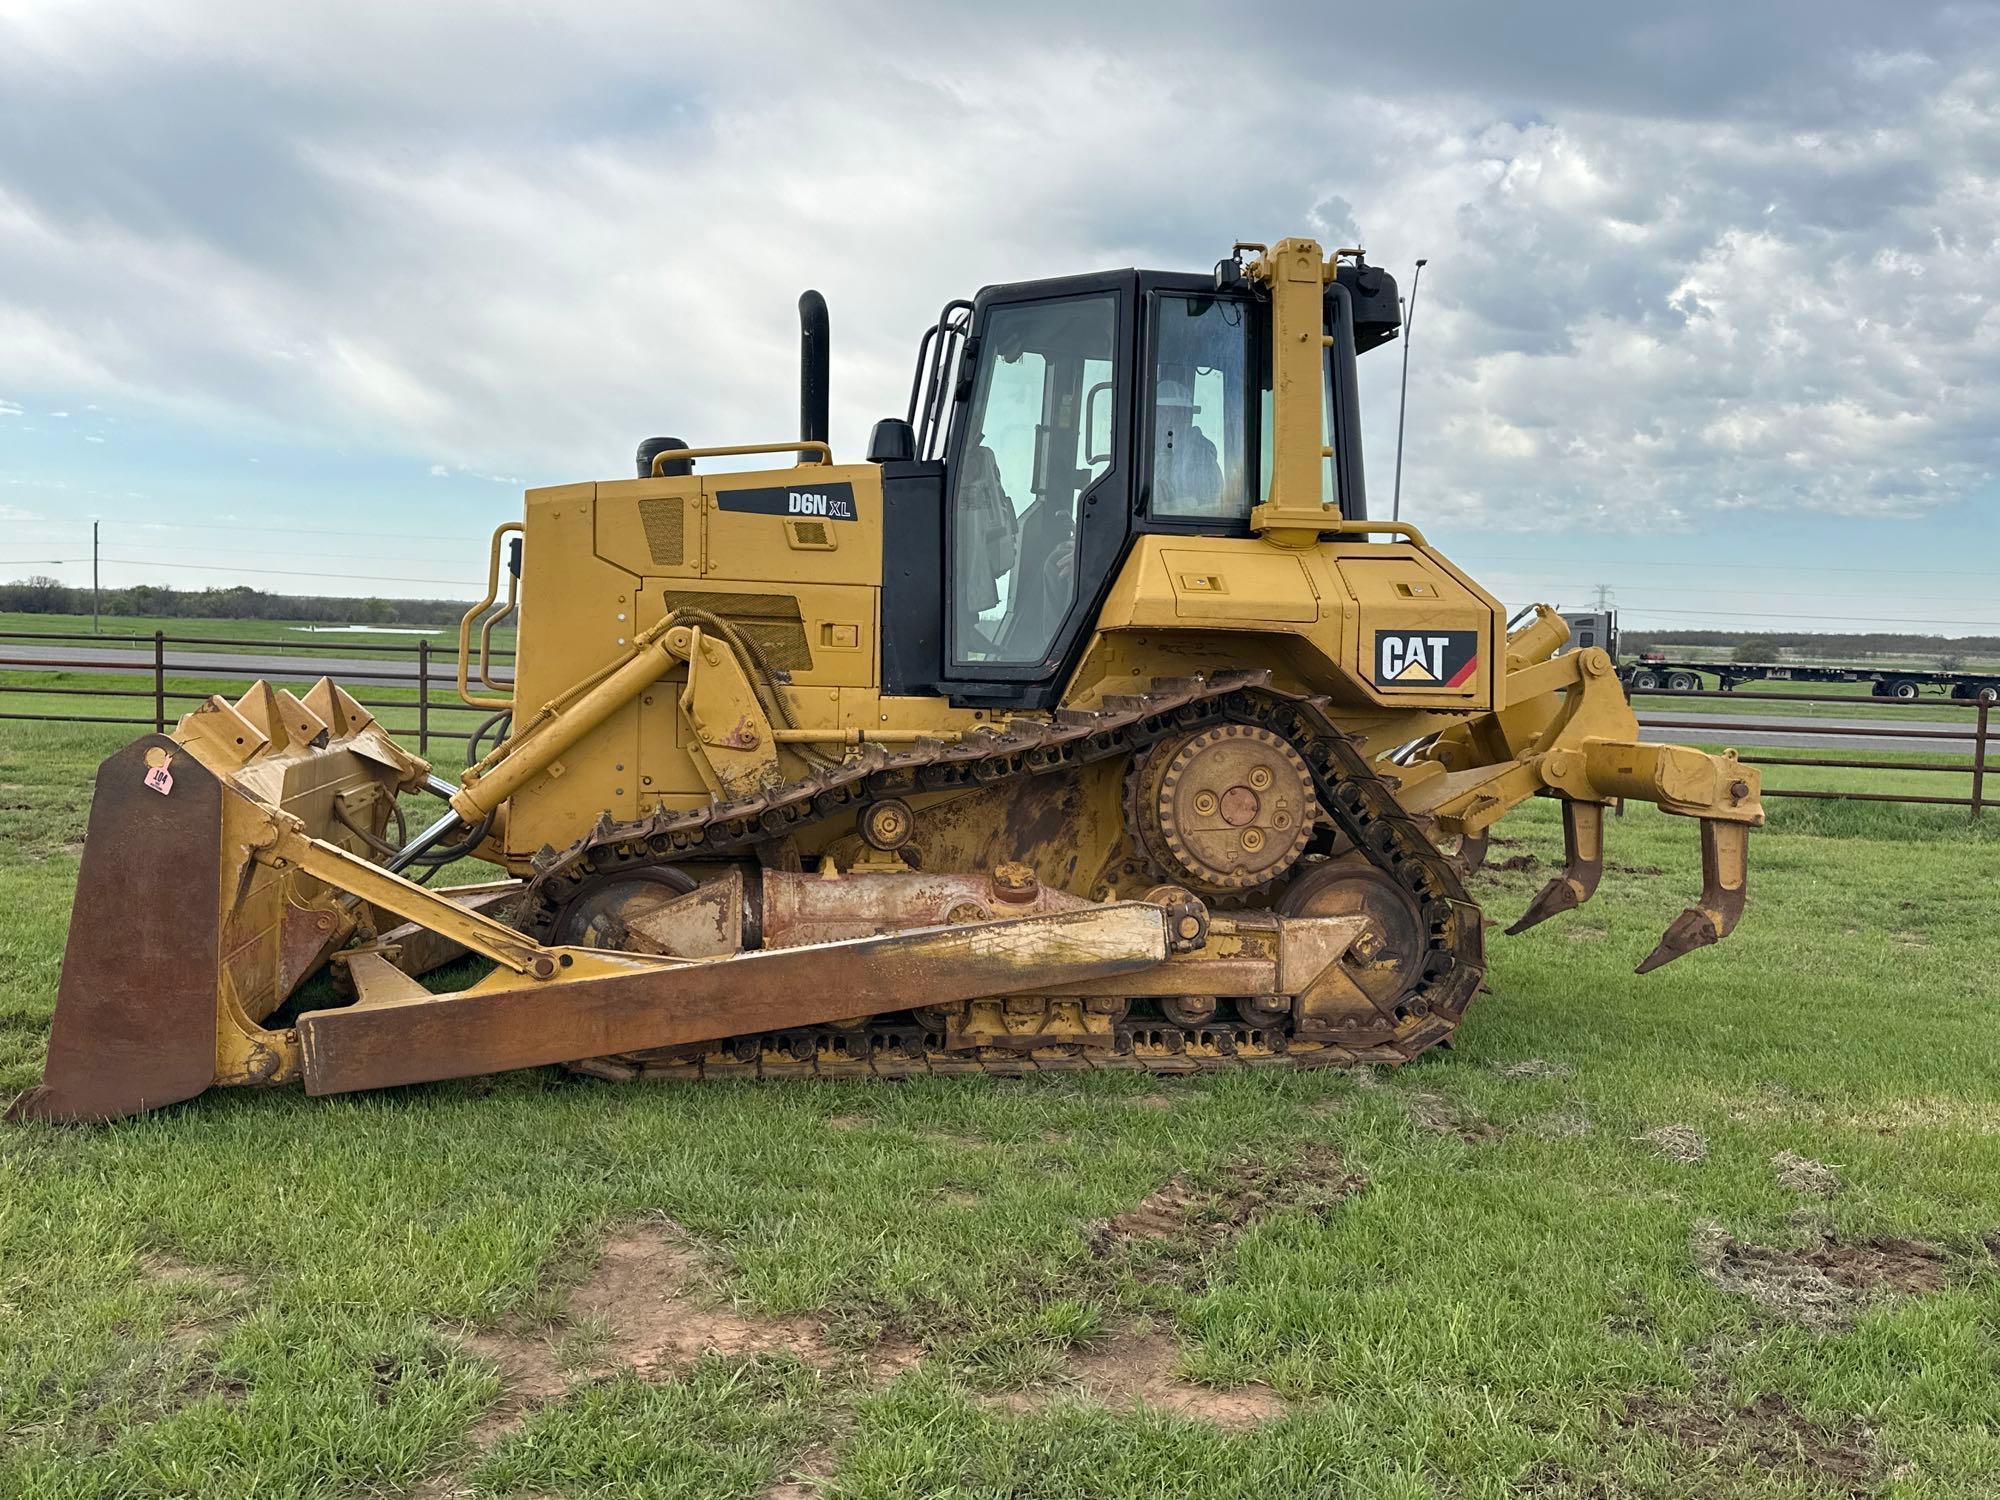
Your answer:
(2, 720), (1998, 1498)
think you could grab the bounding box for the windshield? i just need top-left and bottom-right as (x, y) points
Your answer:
(950, 293), (1118, 667)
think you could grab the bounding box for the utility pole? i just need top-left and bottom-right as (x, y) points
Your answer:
(92, 521), (100, 634)
(1592, 583), (1615, 611)
(1391, 257), (1428, 523)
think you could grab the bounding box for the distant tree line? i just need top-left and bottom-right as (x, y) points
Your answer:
(0, 576), (470, 626)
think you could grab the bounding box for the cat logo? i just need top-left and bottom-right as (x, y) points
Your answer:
(1373, 629), (1479, 690)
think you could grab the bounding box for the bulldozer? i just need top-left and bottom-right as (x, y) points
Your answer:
(8, 236), (1763, 1124)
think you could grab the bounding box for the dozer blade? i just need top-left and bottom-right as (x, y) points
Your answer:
(10, 675), (432, 1125)
(7, 736), (227, 1124)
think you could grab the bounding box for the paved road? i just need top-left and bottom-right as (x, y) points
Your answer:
(6, 644), (1981, 753)
(1638, 709), (1981, 754)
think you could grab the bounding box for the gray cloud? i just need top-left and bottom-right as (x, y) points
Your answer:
(0, 0), (1994, 539)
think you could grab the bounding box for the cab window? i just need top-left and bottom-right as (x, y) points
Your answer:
(950, 294), (1118, 666)
(1151, 295), (1250, 520)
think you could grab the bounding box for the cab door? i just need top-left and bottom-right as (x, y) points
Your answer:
(938, 272), (1135, 708)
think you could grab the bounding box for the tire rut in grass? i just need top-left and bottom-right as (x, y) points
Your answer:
(1088, 1144), (1367, 1290)
(1691, 1220), (1952, 1330)
(1617, 1386), (1877, 1496)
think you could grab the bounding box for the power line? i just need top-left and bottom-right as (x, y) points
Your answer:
(86, 518), (484, 543)
(95, 557), (475, 587)
(1518, 580), (2000, 605)
(1604, 605), (2000, 628)
(1461, 551), (1994, 580)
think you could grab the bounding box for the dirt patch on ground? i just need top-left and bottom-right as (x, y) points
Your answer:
(1492, 853), (1540, 872)
(995, 1327), (1286, 1430)
(1492, 1057), (1574, 1082)
(1088, 1146), (1365, 1284)
(1770, 1150), (1842, 1197)
(571, 1224), (833, 1377)
(138, 1251), (250, 1295)
(434, 1221), (858, 1483)
(1404, 1091), (1503, 1144)
(1640, 1125), (1709, 1163)
(1620, 1388), (1875, 1494)
(137, 1251), (250, 1353)
(1691, 1221), (1949, 1330)
(760, 1444), (835, 1499)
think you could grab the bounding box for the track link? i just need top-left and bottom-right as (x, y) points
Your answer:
(520, 673), (1486, 1080)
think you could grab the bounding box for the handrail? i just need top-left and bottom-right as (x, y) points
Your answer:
(1322, 518), (1430, 547)
(478, 564), (518, 694)
(456, 523), (522, 710)
(649, 440), (832, 476)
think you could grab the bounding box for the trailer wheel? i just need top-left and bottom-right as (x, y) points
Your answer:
(1978, 684), (1999, 706)
(1890, 679), (1921, 700)
(1631, 670), (1660, 691)
(1666, 671), (1700, 692)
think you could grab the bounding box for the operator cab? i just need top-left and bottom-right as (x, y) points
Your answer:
(876, 255), (1400, 708)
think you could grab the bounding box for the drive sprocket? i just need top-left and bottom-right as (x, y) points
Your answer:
(1128, 723), (1317, 894)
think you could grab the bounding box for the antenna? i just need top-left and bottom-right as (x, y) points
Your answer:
(1391, 257), (1427, 523)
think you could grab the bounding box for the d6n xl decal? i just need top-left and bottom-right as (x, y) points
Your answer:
(1372, 629), (1480, 689)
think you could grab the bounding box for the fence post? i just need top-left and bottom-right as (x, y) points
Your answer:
(153, 630), (166, 733)
(417, 638), (430, 758)
(1974, 700), (1989, 821)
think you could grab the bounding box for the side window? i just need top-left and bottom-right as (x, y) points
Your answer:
(1152, 295), (1250, 519)
(950, 294), (1118, 667)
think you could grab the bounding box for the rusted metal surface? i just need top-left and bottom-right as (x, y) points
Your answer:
(6, 737), (224, 1124)
(293, 904), (1170, 1096)
(1446, 829), (1489, 877)
(760, 865), (1094, 948)
(372, 883), (528, 978)
(1506, 799), (1606, 935)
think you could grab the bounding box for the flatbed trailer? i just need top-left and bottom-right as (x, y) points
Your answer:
(1620, 658), (1999, 702)
(1553, 612), (2000, 703)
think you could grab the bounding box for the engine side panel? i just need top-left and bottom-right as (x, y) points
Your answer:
(1069, 534), (1504, 712)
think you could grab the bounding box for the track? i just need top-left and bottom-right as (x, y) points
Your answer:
(517, 673), (1486, 1081)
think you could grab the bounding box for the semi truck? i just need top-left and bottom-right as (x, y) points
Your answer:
(1555, 611), (2000, 703)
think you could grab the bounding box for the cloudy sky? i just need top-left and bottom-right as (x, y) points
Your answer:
(2, 1), (1997, 634)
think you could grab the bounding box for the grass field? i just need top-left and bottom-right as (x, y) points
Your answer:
(3, 720), (1998, 1500)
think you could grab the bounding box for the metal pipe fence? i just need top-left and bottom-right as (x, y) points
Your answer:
(0, 630), (1992, 816)
(0, 628), (509, 758)
(1630, 684), (1993, 818)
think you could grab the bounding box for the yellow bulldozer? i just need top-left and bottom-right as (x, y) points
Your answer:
(8, 236), (1763, 1124)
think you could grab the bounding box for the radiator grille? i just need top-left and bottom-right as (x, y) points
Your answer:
(789, 520), (828, 546)
(658, 589), (813, 671)
(637, 498), (685, 567)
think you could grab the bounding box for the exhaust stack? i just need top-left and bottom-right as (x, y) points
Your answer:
(799, 289), (829, 446)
